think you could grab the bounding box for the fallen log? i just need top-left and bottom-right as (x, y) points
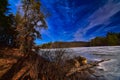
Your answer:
(66, 59), (110, 76)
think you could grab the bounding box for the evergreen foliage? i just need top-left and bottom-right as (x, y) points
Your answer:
(0, 0), (16, 46)
(90, 32), (120, 46)
(15, 0), (47, 53)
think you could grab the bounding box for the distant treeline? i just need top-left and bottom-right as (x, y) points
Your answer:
(40, 32), (120, 48)
(40, 41), (90, 48)
(90, 32), (120, 46)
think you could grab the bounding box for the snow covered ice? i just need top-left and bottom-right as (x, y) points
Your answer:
(69, 46), (120, 80)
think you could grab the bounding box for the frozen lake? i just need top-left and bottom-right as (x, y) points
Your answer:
(69, 46), (120, 80)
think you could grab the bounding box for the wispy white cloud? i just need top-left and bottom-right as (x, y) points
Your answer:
(73, 28), (86, 41)
(40, 29), (54, 41)
(73, 0), (120, 41)
(85, 0), (120, 31)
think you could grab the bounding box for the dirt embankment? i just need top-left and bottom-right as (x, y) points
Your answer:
(0, 47), (48, 80)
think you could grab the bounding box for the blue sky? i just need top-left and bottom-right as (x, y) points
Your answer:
(9, 0), (120, 45)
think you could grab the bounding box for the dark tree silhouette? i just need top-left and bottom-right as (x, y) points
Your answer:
(0, 0), (16, 47)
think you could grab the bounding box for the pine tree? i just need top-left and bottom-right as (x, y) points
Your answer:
(0, 0), (16, 46)
(107, 34), (119, 46)
(16, 0), (47, 53)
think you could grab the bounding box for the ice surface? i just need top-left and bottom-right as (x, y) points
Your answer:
(69, 46), (120, 80)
